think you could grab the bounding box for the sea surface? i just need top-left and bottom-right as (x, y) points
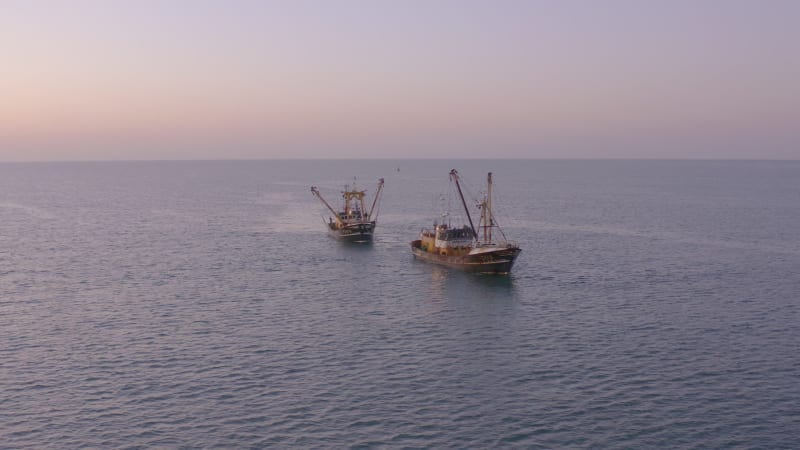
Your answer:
(1, 159), (799, 448)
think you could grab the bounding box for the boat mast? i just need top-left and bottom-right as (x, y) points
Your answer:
(481, 196), (487, 243)
(311, 186), (344, 225)
(487, 172), (492, 243)
(342, 180), (356, 220)
(359, 194), (367, 224)
(368, 178), (385, 220)
(449, 169), (478, 240)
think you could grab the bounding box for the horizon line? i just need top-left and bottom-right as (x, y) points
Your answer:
(2, 157), (799, 164)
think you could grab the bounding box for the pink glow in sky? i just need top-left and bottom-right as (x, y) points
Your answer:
(1, 0), (798, 161)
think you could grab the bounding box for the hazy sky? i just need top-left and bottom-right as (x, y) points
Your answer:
(1, 0), (798, 161)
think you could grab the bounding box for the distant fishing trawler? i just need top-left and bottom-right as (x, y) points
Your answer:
(411, 170), (521, 274)
(311, 178), (385, 243)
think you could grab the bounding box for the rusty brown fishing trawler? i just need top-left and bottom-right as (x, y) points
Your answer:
(411, 169), (521, 274)
(311, 178), (385, 243)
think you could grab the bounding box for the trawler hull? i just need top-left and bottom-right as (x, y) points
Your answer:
(329, 222), (376, 243)
(410, 240), (520, 275)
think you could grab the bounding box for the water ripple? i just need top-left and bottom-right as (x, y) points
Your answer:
(2, 161), (800, 448)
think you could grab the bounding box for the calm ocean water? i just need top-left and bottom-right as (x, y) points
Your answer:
(1, 159), (799, 448)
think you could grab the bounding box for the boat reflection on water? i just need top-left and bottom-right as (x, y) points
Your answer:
(425, 262), (517, 304)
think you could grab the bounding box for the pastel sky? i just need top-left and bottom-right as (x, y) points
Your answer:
(1, 0), (798, 161)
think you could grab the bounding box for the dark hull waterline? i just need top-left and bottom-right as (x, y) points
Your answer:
(329, 223), (376, 243)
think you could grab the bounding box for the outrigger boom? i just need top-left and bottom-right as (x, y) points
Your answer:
(310, 186), (344, 226)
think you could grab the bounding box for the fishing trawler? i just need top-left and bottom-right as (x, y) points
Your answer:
(411, 170), (521, 274)
(311, 178), (385, 242)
